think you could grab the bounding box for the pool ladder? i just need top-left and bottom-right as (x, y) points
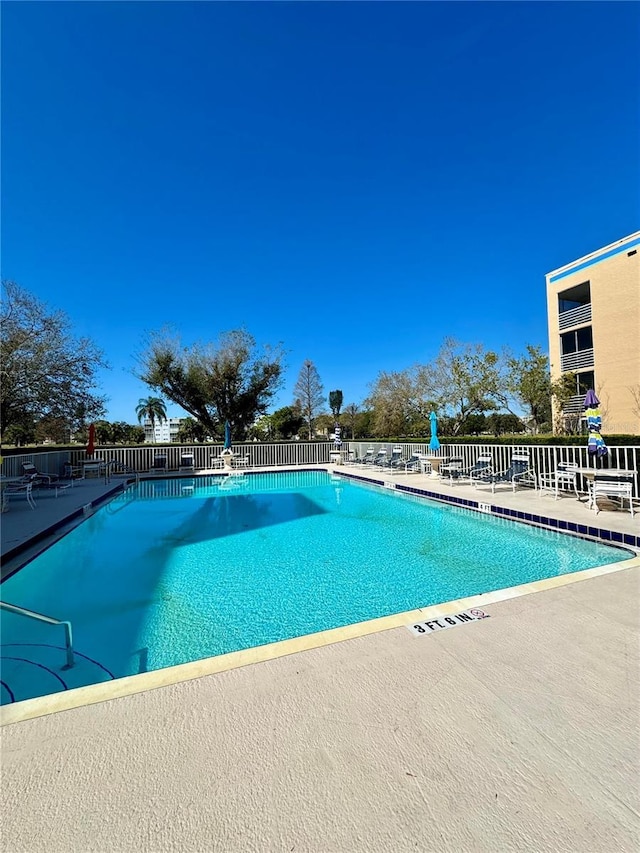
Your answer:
(0, 601), (74, 668)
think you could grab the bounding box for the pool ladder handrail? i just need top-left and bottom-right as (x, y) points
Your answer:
(0, 601), (74, 668)
(105, 459), (140, 486)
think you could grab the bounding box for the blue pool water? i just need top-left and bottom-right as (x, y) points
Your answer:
(0, 471), (630, 704)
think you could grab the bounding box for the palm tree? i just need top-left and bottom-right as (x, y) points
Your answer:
(135, 397), (167, 432)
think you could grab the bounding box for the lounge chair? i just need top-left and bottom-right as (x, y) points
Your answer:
(391, 452), (425, 475)
(352, 448), (376, 466)
(463, 453), (493, 483)
(21, 461), (59, 487)
(590, 473), (634, 517)
(538, 462), (579, 500)
(473, 453), (536, 494)
(383, 447), (404, 470)
(370, 449), (388, 469)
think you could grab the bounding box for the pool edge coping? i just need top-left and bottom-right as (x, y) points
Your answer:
(2, 553), (638, 727)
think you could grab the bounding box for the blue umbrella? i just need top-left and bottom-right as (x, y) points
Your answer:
(583, 390), (607, 458)
(224, 420), (232, 450)
(429, 411), (441, 452)
(334, 423), (342, 448)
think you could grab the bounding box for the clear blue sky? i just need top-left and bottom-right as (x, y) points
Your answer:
(3, 1), (639, 423)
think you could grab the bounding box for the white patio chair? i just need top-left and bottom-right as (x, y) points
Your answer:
(590, 473), (634, 517)
(538, 462), (580, 500)
(3, 481), (37, 510)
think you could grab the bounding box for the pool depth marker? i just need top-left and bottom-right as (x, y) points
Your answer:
(407, 608), (490, 636)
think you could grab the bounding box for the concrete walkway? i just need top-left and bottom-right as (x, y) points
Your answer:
(2, 466), (639, 851)
(2, 566), (639, 852)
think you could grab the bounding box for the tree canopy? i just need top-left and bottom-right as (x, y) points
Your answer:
(505, 345), (552, 432)
(329, 390), (343, 419)
(137, 328), (284, 440)
(136, 396), (167, 428)
(0, 281), (108, 440)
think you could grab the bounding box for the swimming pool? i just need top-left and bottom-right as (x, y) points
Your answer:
(0, 470), (631, 705)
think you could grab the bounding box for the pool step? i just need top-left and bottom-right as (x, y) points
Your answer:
(0, 643), (115, 705)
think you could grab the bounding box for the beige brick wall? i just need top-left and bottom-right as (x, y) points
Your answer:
(547, 233), (640, 435)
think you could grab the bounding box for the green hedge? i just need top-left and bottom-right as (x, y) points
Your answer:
(383, 434), (640, 447)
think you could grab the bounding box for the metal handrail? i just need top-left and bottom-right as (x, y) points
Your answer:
(105, 459), (140, 486)
(0, 601), (74, 668)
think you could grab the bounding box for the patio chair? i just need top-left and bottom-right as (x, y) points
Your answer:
(370, 449), (388, 469)
(352, 447), (376, 466)
(473, 453), (536, 494)
(150, 454), (168, 473)
(233, 454), (251, 470)
(179, 452), (195, 472)
(21, 461), (59, 487)
(453, 454), (495, 487)
(386, 446), (404, 468)
(439, 456), (466, 485)
(3, 480), (37, 510)
(590, 473), (634, 517)
(538, 462), (580, 500)
(391, 452), (427, 475)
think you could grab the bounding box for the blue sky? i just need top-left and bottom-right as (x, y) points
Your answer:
(3, 1), (639, 423)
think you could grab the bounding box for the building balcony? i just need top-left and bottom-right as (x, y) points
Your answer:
(558, 303), (591, 330)
(560, 348), (594, 372)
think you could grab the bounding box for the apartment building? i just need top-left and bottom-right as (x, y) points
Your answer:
(546, 231), (640, 435)
(143, 417), (184, 443)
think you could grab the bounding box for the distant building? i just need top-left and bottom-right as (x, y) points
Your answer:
(142, 417), (183, 443)
(546, 232), (640, 434)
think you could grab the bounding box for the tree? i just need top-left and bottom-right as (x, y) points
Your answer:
(176, 417), (208, 444)
(136, 397), (168, 431)
(269, 406), (305, 440)
(486, 413), (525, 436)
(464, 414), (487, 436)
(365, 368), (434, 438)
(343, 403), (360, 439)
(0, 281), (107, 438)
(329, 390), (343, 419)
(137, 328), (284, 440)
(506, 345), (552, 433)
(94, 420), (113, 444)
(313, 413), (334, 437)
(629, 384), (640, 421)
(293, 360), (325, 440)
(551, 372), (580, 434)
(432, 339), (505, 434)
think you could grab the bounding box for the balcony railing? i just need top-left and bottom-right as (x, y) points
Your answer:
(560, 348), (594, 372)
(558, 303), (591, 330)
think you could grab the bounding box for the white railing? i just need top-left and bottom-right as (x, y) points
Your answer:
(560, 348), (594, 371)
(0, 442), (337, 478)
(558, 303), (591, 330)
(2, 441), (638, 497)
(346, 441), (640, 497)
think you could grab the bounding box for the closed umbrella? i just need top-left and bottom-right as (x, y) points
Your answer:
(333, 424), (342, 448)
(429, 411), (441, 453)
(584, 390), (608, 459)
(224, 420), (232, 450)
(86, 423), (96, 457)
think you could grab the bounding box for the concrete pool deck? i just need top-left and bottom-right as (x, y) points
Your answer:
(1, 466), (639, 851)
